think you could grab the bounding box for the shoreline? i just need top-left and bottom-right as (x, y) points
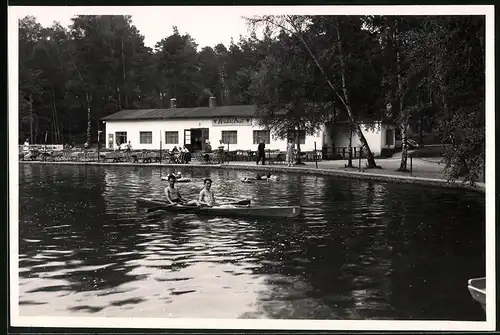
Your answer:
(18, 160), (485, 193)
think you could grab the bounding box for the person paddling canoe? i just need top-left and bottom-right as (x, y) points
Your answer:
(241, 173), (264, 183)
(198, 178), (217, 207)
(265, 172), (280, 181)
(241, 172), (279, 183)
(165, 174), (200, 207)
(198, 178), (245, 208)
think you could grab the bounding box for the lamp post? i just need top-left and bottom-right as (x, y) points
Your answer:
(44, 130), (48, 161)
(97, 130), (102, 163)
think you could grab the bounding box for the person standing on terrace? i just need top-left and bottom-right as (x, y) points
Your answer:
(257, 139), (266, 165)
(286, 139), (294, 167)
(218, 139), (225, 164)
(23, 139), (30, 153)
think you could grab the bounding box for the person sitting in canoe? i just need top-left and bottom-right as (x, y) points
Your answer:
(241, 173), (262, 183)
(165, 174), (200, 207)
(241, 173), (278, 183)
(266, 173), (280, 181)
(198, 178), (217, 207)
(198, 179), (245, 208)
(174, 171), (192, 182)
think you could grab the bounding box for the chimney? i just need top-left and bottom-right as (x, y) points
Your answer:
(170, 98), (177, 109)
(209, 96), (216, 108)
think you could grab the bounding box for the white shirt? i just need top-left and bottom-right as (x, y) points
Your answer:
(23, 141), (30, 152)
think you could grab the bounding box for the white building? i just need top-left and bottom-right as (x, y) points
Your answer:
(101, 98), (395, 156)
(323, 121), (397, 157)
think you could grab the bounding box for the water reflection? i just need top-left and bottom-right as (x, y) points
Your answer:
(18, 164), (486, 320)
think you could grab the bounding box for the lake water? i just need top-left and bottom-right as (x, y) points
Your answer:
(17, 163), (486, 320)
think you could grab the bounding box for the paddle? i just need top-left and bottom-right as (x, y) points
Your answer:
(147, 198), (250, 213)
(147, 203), (177, 213)
(220, 199), (251, 206)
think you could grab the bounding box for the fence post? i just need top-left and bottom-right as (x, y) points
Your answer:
(44, 131), (48, 161)
(314, 141), (318, 169)
(358, 147), (362, 172)
(410, 154), (413, 176)
(159, 130), (162, 164)
(97, 131), (101, 163)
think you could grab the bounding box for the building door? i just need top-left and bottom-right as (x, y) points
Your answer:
(190, 129), (202, 152)
(201, 128), (210, 150)
(108, 134), (114, 149)
(184, 129), (191, 151)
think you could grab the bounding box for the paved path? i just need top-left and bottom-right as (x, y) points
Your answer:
(227, 156), (446, 180)
(217, 156), (484, 192)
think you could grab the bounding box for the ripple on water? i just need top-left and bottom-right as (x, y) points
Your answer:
(17, 164), (486, 321)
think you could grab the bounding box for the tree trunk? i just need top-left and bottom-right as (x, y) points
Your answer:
(400, 125), (409, 171)
(117, 87), (122, 110)
(436, 52), (449, 122)
(29, 94), (33, 143)
(121, 36), (129, 109)
(51, 90), (55, 143)
(419, 111), (424, 145)
(219, 69), (228, 105)
(54, 99), (61, 143)
(50, 101), (55, 144)
(50, 88), (61, 144)
(34, 116), (39, 144)
(283, 15), (378, 168)
(395, 18), (409, 172)
(333, 17), (378, 168)
(346, 123), (353, 167)
(95, 117), (100, 148)
(295, 128), (303, 165)
(86, 92), (92, 145)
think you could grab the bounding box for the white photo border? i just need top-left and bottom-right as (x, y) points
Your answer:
(8, 4), (496, 331)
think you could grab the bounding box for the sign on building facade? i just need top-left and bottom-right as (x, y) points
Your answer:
(212, 117), (252, 127)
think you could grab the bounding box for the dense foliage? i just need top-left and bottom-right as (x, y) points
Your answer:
(18, 14), (485, 184)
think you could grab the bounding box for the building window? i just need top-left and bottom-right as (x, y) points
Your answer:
(288, 130), (306, 145)
(115, 132), (127, 145)
(222, 131), (237, 144)
(165, 131), (179, 144)
(140, 131), (153, 144)
(386, 128), (394, 146)
(253, 130), (270, 144)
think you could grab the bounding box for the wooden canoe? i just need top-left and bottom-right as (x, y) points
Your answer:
(161, 177), (191, 182)
(136, 197), (300, 218)
(137, 197), (250, 208)
(241, 176), (280, 183)
(468, 277), (486, 311)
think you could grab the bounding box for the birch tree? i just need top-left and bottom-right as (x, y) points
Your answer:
(246, 15), (380, 168)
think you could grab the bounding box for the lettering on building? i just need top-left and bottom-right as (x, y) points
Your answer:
(212, 117), (252, 127)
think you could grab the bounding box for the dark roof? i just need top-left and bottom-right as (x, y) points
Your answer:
(101, 105), (265, 121)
